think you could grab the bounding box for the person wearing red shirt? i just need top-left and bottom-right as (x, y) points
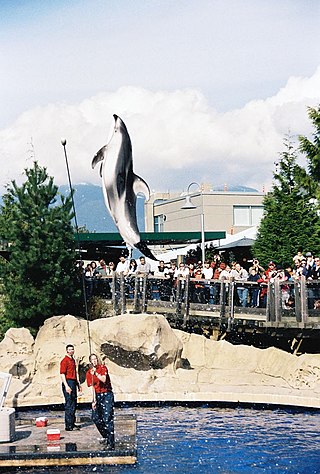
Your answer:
(86, 354), (114, 448)
(60, 344), (82, 431)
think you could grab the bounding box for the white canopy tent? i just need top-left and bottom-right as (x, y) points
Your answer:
(216, 226), (257, 250)
(147, 226), (258, 270)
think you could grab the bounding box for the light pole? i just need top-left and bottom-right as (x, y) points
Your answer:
(181, 182), (205, 267)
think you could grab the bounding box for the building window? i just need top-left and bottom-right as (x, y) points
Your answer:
(233, 206), (263, 226)
(154, 214), (165, 232)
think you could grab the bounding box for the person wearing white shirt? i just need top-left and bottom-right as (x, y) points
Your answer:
(116, 255), (129, 275)
(230, 263), (248, 307)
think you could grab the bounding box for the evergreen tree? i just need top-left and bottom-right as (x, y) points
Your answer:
(0, 161), (81, 329)
(253, 135), (320, 267)
(297, 105), (320, 199)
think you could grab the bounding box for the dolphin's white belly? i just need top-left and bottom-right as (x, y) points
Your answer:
(101, 148), (140, 247)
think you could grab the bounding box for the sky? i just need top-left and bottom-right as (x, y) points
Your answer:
(0, 0), (319, 195)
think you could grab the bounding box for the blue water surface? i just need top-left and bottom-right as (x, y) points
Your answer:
(14, 405), (320, 473)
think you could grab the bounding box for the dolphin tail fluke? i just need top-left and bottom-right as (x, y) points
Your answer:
(135, 241), (158, 261)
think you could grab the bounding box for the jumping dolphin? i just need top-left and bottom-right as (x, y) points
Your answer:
(91, 114), (157, 260)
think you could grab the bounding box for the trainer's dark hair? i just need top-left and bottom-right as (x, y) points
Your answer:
(89, 353), (98, 363)
(66, 344), (74, 350)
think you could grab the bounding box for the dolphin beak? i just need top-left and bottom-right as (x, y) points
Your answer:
(113, 114), (118, 121)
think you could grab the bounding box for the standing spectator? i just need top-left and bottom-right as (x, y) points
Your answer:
(126, 259), (137, 298)
(247, 268), (260, 307)
(193, 266), (206, 303)
(173, 262), (189, 301)
(231, 263), (249, 307)
(292, 250), (305, 263)
(305, 252), (315, 279)
(127, 259), (137, 275)
(154, 260), (169, 277)
(108, 262), (116, 275)
(136, 256), (151, 275)
(249, 259), (265, 276)
(116, 255), (129, 275)
(257, 273), (268, 307)
(96, 259), (108, 276)
(84, 263), (94, 299)
(154, 260), (170, 300)
(265, 261), (277, 280)
(203, 261), (213, 279)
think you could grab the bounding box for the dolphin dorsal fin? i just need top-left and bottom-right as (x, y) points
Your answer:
(91, 145), (107, 169)
(133, 174), (150, 201)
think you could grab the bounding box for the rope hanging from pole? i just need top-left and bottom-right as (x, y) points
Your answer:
(61, 139), (92, 355)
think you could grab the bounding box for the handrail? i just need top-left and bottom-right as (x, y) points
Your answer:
(84, 273), (320, 325)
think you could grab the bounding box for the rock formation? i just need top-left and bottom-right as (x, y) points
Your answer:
(1, 314), (320, 408)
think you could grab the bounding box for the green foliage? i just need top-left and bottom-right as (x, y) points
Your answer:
(0, 161), (81, 329)
(297, 105), (320, 198)
(253, 107), (320, 268)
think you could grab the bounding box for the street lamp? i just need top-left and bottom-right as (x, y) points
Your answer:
(181, 182), (205, 267)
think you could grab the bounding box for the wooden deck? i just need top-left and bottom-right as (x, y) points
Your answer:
(0, 414), (137, 468)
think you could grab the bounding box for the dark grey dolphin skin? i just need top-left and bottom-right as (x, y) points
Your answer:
(92, 114), (157, 261)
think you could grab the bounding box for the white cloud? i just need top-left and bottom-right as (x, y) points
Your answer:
(0, 67), (319, 194)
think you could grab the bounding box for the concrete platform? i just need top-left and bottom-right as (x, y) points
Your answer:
(0, 414), (137, 468)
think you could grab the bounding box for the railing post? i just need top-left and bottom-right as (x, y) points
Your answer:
(133, 275), (140, 313)
(141, 274), (148, 313)
(219, 278), (226, 319)
(294, 279), (302, 322)
(183, 274), (190, 329)
(266, 281), (274, 322)
(227, 277), (235, 331)
(175, 278), (182, 323)
(300, 275), (308, 324)
(112, 273), (117, 315)
(120, 272), (126, 315)
(274, 278), (282, 322)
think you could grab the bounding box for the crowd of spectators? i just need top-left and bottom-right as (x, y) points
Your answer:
(77, 250), (320, 309)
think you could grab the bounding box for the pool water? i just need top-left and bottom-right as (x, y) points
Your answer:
(14, 405), (320, 473)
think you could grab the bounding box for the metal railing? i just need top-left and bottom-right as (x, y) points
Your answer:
(85, 273), (320, 328)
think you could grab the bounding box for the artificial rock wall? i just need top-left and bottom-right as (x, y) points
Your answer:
(1, 314), (320, 408)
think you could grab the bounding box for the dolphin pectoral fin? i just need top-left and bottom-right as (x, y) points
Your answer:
(135, 241), (158, 261)
(91, 145), (107, 169)
(133, 174), (150, 201)
(99, 164), (103, 178)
